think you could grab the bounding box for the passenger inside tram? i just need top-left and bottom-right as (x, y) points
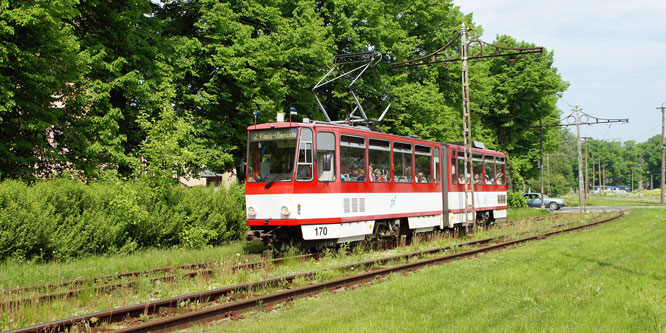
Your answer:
(349, 165), (364, 181)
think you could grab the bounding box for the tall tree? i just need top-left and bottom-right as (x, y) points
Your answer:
(155, 0), (335, 177)
(477, 35), (568, 190)
(60, 0), (163, 178)
(0, 0), (85, 180)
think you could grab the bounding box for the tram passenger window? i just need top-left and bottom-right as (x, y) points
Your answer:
(484, 155), (495, 185)
(341, 135), (366, 182)
(496, 157), (506, 185)
(415, 145), (432, 184)
(296, 128), (314, 181)
(457, 151), (467, 184)
(473, 153), (483, 185)
(451, 150), (457, 184)
(434, 147), (440, 184)
(369, 139), (390, 182)
(393, 142), (412, 183)
(316, 132), (336, 182)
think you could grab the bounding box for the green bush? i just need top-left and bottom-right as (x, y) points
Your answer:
(0, 178), (247, 262)
(507, 191), (527, 208)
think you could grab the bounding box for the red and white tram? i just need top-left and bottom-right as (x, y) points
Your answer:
(245, 120), (507, 246)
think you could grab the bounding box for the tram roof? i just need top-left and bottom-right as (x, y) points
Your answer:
(248, 121), (503, 155)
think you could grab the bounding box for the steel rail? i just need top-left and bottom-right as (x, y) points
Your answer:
(13, 211), (623, 332)
(7, 210), (559, 308)
(2, 254), (316, 309)
(116, 211), (624, 333)
(1, 253), (311, 296)
(12, 237), (498, 333)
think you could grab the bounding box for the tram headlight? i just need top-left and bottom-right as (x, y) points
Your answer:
(247, 207), (257, 219)
(281, 206), (290, 218)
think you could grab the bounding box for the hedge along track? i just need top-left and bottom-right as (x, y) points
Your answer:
(12, 211), (625, 333)
(1, 210), (574, 310)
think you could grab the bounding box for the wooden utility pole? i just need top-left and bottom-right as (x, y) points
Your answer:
(658, 103), (666, 203)
(584, 137), (589, 197)
(575, 105), (585, 212)
(540, 117), (545, 208)
(547, 154), (551, 195)
(598, 157), (602, 192)
(592, 160), (595, 192)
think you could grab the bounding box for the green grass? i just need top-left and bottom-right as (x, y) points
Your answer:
(1, 212), (606, 330)
(212, 209), (666, 332)
(0, 241), (265, 290)
(0, 208), (546, 290)
(562, 192), (666, 207)
(507, 207), (551, 220)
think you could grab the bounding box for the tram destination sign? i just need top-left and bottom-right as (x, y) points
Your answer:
(249, 128), (298, 142)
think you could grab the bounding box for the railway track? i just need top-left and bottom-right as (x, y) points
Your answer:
(12, 211), (624, 332)
(1, 211), (572, 311)
(1, 253), (316, 310)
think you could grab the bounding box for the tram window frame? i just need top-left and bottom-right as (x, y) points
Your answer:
(484, 155), (495, 185)
(368, 138), (390, 183)
(434, 147), (441, 184)
(457, 151), (467, 184)
(340, 134), (366, 182)
(296, 128), (313, 182)
(451, 149), (457, 185)
(472, 153), (484, 185)
(315, 131), (336, 182)
(496, 156), (506, 185)
(393, 142), (412, 183)
(415, 145), (432, 184)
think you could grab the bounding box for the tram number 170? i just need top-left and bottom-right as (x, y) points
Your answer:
(314, 226), (328, 236)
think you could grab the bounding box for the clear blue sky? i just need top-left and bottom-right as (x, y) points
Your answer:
(454, 0), (666, 143)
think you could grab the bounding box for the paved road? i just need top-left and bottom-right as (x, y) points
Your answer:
(558, 205), (666, 213)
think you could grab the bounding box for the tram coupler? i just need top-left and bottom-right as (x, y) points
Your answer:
(245, 230), (276, 245)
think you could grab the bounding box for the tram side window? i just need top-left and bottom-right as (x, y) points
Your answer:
(415, 145), (432, 184)
(368, 139), (390, 182)
(434, 147), (440, 184)
(393, 142), (412, 183)
(451, 150), (457, 184)
(316, 132), (336, 182)
(473, 153), (483, 185)
(496, 157), (506, 185)
(484, 155), (495, 185)
(341, 135), (366, 182)
(296, 128), (314, 181)
(457, 151), (467, 184)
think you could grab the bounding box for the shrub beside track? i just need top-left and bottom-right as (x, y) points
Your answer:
(0, 178), (246, 261)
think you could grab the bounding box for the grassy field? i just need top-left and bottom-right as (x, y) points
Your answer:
(212, 209), (666, 332)
(562, 191), (666, 207)
(0, 209), (588, 330)
(0, 242), (265, 290)
(0, 208), (547, 290)
(507, 207), (551, 219)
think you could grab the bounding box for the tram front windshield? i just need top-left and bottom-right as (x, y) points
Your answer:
(247, 128), (298, 183)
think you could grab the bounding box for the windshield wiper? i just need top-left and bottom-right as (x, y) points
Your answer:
(265, 181), (275, 189)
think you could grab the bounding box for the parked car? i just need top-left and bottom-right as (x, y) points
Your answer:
(521, 193), (566, 210)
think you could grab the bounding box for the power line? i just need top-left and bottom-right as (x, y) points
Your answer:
(390, 23), (544, 227)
